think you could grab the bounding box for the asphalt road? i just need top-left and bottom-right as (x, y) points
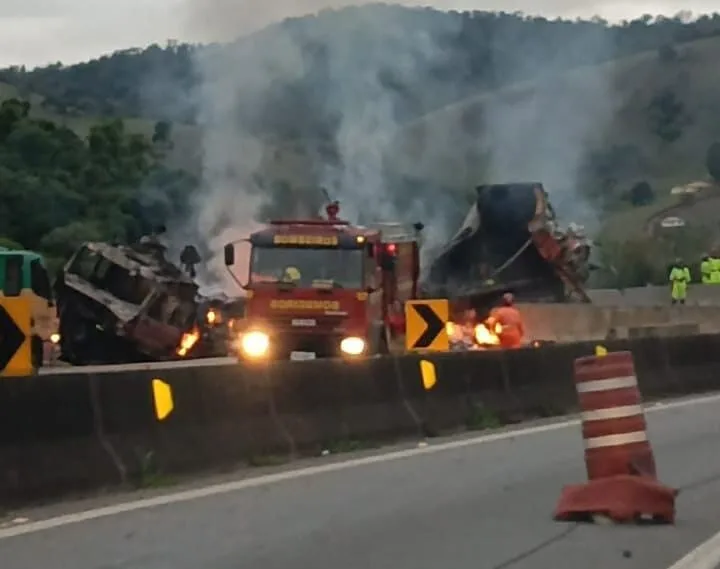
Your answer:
(4, 394), (720, 569)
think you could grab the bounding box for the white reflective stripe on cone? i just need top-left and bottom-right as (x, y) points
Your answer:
(576, 376), (637, 393)
(584, 430), (647, 449)
(581, 404), (644, 422)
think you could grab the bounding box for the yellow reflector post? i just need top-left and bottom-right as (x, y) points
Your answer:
(420, 359), (437, 390)
(595, 345), (608, 357)
(152, 378), (174, 421)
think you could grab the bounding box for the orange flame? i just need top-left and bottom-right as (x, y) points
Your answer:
(474, 321), (501, 346)
(447, 319), (502, 348)
(177, 327), (200, 357)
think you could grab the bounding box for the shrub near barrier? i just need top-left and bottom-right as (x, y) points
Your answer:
(3, 333), (720, 508)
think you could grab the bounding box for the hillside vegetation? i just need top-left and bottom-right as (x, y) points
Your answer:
(0, 98), (196, 273)
(2, 6), (720, 286)
(390, 35), (720, 234)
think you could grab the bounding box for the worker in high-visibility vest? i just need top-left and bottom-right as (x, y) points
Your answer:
(701, 254), (714, 284)
(668, 258), (691, 305)
(711, 253), (720, 284)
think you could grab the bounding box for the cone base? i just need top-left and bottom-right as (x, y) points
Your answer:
(554, 475), (678, 524)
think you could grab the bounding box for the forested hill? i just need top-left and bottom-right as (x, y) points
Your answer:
(0, 98), (196, 272)
(2, 6), (720, 138)
(2, 6), (720, 286)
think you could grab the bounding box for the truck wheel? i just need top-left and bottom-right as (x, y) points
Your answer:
(59, 311), (89, 365)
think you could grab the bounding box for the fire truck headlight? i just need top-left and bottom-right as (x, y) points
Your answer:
(340, 336), (365, 356)
(241, 331), (270, 358)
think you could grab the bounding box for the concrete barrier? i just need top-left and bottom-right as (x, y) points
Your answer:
(3, 334), (720, 508)
(589, 285), (720, 307)
(518, 303), (720, 342)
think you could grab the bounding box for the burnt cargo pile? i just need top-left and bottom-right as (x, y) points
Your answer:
(54, 236), (245, 365)
(422, 182), (592, 312)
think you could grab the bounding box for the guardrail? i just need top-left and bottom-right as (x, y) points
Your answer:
(2, 333), (720, 508)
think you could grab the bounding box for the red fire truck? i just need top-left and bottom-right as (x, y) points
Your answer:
(223, 201), (423, 361)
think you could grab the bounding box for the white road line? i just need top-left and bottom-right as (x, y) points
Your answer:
(1, 391), (720, 541)
(667, 529), (720, 569)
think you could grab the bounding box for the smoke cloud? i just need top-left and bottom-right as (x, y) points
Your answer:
(389, 20), (623, 235)
(177, 1), (625, 291)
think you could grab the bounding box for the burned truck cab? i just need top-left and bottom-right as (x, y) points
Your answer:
(56, 239), (201, 364)
(423, 182), (593, 313)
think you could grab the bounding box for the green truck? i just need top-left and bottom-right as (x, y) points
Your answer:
(0, 248), (60, 366)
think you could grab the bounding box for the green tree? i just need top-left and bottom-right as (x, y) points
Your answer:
(152, 120), (172, 144)
(627, 181), (655, 206)
(1, 9), (718, 127)
(39, 222), (104, 259)
(647, 88), (688, 143)
(0, 237), (23, 249)
(0, 99), (195, 261)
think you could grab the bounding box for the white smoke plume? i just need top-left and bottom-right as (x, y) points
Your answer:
(181, 2), (468, 289)
(178, 1), (625, 290)
(479, 35), (622, 232)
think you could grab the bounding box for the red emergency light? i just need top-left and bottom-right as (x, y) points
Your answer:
(386, 243), (397, 254)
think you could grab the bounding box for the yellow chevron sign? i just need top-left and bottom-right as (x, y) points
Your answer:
(405, 299), (449, 351)
(0, 297), (32, 377)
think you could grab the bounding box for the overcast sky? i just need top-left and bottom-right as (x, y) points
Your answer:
(0, 0), (717, 68)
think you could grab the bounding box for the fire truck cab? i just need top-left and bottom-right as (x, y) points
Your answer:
(223, 202), (422, 361)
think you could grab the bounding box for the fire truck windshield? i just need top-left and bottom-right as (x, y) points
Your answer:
(250, 246), (364, 289)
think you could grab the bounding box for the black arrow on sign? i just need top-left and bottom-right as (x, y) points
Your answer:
(0, 304), (25, 373)
(412, 303), (445, 348)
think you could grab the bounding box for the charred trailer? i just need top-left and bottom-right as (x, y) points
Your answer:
(55, 239), (205, 365)
(422, 182), (591, 316)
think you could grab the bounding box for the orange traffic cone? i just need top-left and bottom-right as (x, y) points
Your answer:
(554, 350), (677, 524)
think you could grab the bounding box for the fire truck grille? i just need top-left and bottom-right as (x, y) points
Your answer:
(264, 314), (349, 357)
(266, 314), (347, 332)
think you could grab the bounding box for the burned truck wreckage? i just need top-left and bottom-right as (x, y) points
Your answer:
(54, 236), (245, 365)
(50, 183), (589, 365)
(421, 183), (592, 313)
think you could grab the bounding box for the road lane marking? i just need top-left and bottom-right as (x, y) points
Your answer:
(667, 529), (720, 569)
(1, 390), (720, 541)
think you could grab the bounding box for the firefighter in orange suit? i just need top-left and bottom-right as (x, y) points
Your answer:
(489, 293), (525, 348)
